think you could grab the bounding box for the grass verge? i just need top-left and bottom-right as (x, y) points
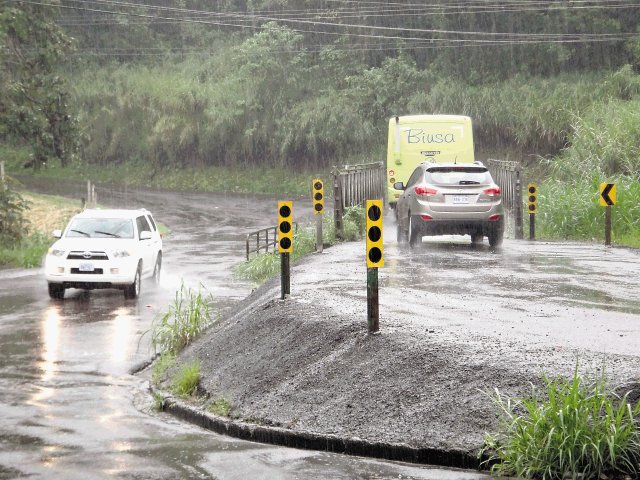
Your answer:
(482, 368), (640, 479)
(0, 191), (81, 268)
(10, 159), (328, 197)
(234, 205), (365, 284)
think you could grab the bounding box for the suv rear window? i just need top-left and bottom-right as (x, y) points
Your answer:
(426, 166), (491, 186)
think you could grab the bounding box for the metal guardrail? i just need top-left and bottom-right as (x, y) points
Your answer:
(331, 162), (386, 239)
(245, 223), (298, 260)
(487, 158), (523, 239)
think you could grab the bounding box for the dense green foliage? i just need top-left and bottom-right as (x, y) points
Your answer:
(65, 56), (640, 170)
(6, 2), (640, 244)
(0, 1), (78, 167)
(483, 369), (640, 479)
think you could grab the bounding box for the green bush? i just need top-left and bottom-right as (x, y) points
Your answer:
(483, 369), (640, 480)
(0, 186), (30, 245)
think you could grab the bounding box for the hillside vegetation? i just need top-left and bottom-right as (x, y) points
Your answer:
(4, 1), (640, 242)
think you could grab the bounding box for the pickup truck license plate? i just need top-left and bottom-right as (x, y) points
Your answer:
(79, 263), (95, 272)
(452, 195), (470, 204)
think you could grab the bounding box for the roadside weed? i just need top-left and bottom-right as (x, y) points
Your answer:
(233, 252), (280, 284)
(342, 205), (366, 241)
(171, 360), (201, 397)
(482, 368), (640, 479)
(152, 391), (166, 411)
(151, 352), (175, 385)
(150, 282), (215, 355)
(208, 397), (232, 417)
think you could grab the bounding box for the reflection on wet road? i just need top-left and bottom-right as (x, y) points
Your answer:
(0, 185), (489, 479)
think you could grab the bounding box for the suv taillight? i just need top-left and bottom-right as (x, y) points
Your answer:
(483, 186), (501, 197)
(414, 186), (438, 197)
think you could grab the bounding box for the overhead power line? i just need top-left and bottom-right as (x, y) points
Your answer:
(10, 0), (640, 50)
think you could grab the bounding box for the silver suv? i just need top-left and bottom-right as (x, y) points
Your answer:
(394, 162), (504, 247)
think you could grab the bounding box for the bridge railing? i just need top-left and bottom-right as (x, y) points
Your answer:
(245, 223), (298, 260)
(487, 158), (524, 239)
(331, 162), (386, 239)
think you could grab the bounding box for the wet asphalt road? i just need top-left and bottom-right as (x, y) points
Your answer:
(0, 184), (492, 480)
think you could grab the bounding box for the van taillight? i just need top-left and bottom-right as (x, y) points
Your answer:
(414, 186), (438, 196)
(489, 215), (502, 221)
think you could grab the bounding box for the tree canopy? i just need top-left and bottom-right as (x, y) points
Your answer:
(0, 0), (77, 167)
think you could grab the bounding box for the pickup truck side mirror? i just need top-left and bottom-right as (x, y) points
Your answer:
(52, 229), (62, 238)
(139, 230), (152, 240)
(393, 181), (406, 191)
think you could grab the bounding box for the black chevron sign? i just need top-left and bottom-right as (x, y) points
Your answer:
(599, 183), (616, 206)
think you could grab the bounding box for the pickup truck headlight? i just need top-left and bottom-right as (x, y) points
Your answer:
(47, 248), (65, 257)
(112, 250), (130, 258)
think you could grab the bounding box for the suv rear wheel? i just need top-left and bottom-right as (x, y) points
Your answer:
(397, 219), (408, 244)
(488, 223), (504, 247)
(471, 232), (484, 244)
(409, 215), (422, 247)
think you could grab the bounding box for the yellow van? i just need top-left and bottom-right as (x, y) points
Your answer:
(386, 115), (475, 206)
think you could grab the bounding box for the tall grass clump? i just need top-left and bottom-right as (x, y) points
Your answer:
(149, 282), (215, 355)
(170, 360), (201, 397)
(552, 97), (640, 181)
(536, 175), (640, 242)
(482, 369), (640, 479)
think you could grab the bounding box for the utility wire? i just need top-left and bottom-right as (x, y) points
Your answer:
(12, 0), (640, 48)
(58, 0), (640, 38)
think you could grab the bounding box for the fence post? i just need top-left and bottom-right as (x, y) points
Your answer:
(332, 167), (344, 240)
(515, 165), (524, 239)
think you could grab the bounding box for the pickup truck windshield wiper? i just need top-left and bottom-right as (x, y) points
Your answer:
(70, 229), (90, 237)
(94, 231), (120, 238)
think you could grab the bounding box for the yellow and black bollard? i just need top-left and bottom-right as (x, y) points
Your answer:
(277, 201), (293, 299)
(312, 179), (324, 253)
(527, 183), (537, 241)
(365, 200), (384, 333)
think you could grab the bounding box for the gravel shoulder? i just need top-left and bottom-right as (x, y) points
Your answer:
(159, 240), (640, 465)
